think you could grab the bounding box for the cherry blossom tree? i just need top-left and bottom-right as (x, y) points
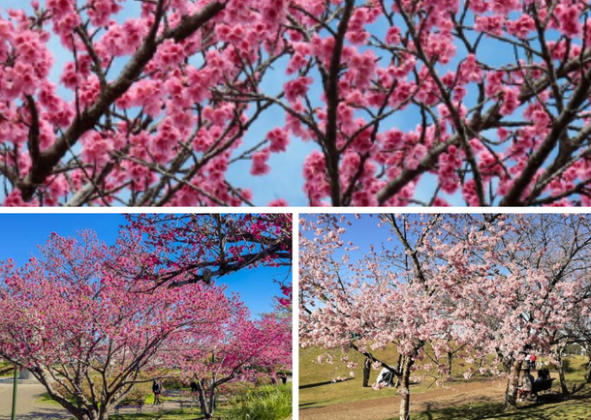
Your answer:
(300, 213), (591, 419)
(3, 0), (591, 206)
(173, 308), (292, 419)
(300, 213), (474, 419)
(0, 230), (238, 420)
(559, 275), (591, 384)
(449, 214), (591, 408)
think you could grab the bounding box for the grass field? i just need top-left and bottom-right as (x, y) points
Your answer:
(300, 345), (500, 408)
(300, 345), (591, 420)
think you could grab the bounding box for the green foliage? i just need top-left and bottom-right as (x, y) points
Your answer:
(562, 359), (575, 374)
(229, 384), (292, 420)
(119, 385), (150, 406)
(38, 392), (62, 406)
(162, 377), (187, 390)
(0, 363), (14, 377)
(221, 381), (256, 401)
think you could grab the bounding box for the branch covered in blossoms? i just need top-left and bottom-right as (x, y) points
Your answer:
(3, 1), (591, 206)
(121, 213), (292, 289)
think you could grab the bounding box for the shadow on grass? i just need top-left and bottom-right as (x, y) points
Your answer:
(418, 402), (556, 420)
(382, 387), (591, 420)
(299, 402), (326, 409)
(0, 411), (72, 420)
(300, 378), (354, 389)
(385, 390), (591, 420)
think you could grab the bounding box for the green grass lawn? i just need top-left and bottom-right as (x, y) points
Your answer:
(39, 392), (174, 406)
(300, 345), (493, 408)
(300, 345), (591, 420)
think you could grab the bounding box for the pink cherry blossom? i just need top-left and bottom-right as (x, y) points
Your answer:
(0, 0), (590, 206)
(300, 214), (591, 418)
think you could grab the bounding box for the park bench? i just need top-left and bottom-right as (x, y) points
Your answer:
(532, 378), (554, 393)
(517, 369), (555, 402)
(179, 400), (195, 410)
(114, 400), (145, 415)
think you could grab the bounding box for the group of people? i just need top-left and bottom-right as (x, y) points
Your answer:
(518, 360), (553, 402)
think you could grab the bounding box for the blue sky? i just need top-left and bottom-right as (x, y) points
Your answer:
(0, 1), (564, 205)
(301, 213), (395, 267)
(0, 213), (286, 317)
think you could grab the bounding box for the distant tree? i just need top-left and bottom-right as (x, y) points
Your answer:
(173, 308), (292, 419)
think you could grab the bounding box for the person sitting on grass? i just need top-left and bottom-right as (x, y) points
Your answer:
(521, 368), (534, 392)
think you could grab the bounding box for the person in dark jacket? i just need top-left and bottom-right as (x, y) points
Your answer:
(152, 378), (163, 405)
(363, 358), (371, 387)
(521, 369), (534, 391)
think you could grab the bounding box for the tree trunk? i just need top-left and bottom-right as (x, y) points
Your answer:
(504, 359), (522, 410)
(362, 358), (370, 387)
(398, 356), (414, 420)
(447, 351), (453, 381)
(197, 387), (211, 419)
(585, 358), (591, 384)
(394, 354), (403, 388)
(557, 354), (569, 395)
(207, 386), (216, 418)
(98, 402), (111, 420)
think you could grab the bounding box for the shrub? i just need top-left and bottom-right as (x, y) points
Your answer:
(562, 359), (575, 374)
(229, 384), (292, 420)
(162, 377), (187, 390)
(119, 384), (150, 406)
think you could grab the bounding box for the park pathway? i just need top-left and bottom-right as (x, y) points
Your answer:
(0, 378), (71, 420)
(0, 377), (189, 420)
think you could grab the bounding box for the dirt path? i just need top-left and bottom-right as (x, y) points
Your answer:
(299, 378), (508, 420)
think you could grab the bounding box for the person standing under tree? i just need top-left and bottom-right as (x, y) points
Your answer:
(190, 378), (201, 403)
(278, 371), (287, 385)
(530, 354), (537, 370)
(363, 358), (371, 387)
(152, 378), (163, 405)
